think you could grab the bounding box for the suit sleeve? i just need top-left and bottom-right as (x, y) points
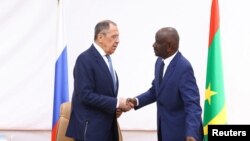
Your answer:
(179, 66), (202, 140)
(135, 59), (160, 109)
(135, 80), (157, 109)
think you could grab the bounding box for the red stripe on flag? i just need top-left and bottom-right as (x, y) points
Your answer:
(51, 121), (59, 141)
(209, 0), (220, 47)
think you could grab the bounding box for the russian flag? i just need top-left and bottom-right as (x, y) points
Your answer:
(51, 0), (69, 141)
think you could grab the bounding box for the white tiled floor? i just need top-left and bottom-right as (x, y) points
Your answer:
(0, 130), (157, 141)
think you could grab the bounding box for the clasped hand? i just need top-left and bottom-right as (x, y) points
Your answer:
(116, 97), (137, 118)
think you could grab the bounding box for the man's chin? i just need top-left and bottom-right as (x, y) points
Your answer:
(154, 52), (159, 57)
(109, 51), (115, 55)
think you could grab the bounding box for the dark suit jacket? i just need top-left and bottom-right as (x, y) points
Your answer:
(66, 44), (119, 141)
(136, 52), (203, 141)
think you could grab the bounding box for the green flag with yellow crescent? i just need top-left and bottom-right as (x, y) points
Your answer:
(203, 0), (227, 140)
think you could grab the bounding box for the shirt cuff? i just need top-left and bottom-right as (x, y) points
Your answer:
(116, 98), (119, 108)
(135, 98), (139, 106)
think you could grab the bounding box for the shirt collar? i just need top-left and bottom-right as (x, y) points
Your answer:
(93, 42), (106, 56)
(162, 51), (178, 67)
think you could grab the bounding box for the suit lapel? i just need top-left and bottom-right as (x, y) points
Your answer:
(90, 45), (117, 95)
(159, 52), (181, 90)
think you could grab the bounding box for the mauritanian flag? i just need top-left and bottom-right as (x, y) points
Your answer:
(203, 0), (227, 140)
(51, 0), (69, 141)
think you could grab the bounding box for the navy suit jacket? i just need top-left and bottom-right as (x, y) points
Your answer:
(66, 45), (119, 141)
(136, 52), (203, 141)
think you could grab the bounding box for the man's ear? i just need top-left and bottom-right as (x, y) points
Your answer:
(98, 33), (104, 40)
(167, 43), (173, 52)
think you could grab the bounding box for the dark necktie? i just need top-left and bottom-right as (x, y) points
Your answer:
(106, 55), (116, 91)
(159, 60), (165, 85)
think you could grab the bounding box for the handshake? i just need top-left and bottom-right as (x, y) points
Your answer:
(116, 97), (137, 118)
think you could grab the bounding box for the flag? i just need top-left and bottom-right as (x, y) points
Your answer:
(203, 0), (227, 140)
(51, 0), (69, 141)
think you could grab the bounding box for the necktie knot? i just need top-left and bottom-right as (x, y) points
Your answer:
(106, 55), (111, 62)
